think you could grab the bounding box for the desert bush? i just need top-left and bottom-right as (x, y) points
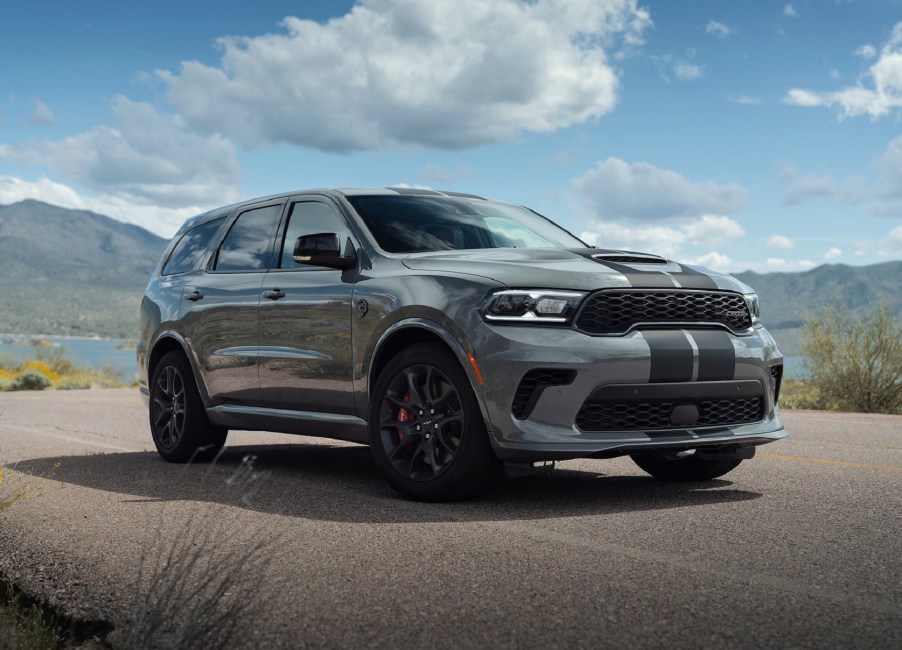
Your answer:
(22, 360), (59, 382)
(11, 371), (52, 391)
(778, 379), (834, 411)
(0, 378), (13, 392)
(31, 343), (77, 376)
(802, 303), (902, 414)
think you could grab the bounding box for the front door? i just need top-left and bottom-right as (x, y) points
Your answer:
(257, 199), (356, 414)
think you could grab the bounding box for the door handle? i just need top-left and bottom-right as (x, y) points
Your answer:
(185, 290), (204, 302)
(263, 289), (286, 300)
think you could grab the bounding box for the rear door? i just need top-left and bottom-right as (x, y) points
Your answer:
(257, 198), (356, 414)
(180, 201), (284, 405)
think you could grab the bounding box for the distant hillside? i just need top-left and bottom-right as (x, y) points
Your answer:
(0, 200), (168, 337)
(735, 261), (902, 355)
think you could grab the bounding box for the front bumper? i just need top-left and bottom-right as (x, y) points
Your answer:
(469, 323), (786, 461)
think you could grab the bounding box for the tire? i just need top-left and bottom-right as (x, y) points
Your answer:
(149, 351), (227, 463)
(630, 450), (742, 481)
(369, 343), (496, 501)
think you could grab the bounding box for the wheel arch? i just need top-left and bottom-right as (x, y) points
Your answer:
(147, 332), (212, 406)
(366, 320), (493, 433)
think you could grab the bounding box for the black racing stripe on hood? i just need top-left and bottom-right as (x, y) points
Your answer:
(671, 264), (719, 290)
(643, 330), (693, 382)
(570, 250), (720, 289)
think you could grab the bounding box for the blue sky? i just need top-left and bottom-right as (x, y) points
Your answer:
(2, 0), (902, 273)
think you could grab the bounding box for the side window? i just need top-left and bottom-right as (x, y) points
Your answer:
(162, 217), (225, 276)
(214, 205), (283, 272)
(279, 201), (350, 269)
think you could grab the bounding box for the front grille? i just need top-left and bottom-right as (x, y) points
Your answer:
(575, 290), (752, 335)
(770, 364), (783, 405)
(512, 369), (576, 419)
(575, 397), (764, 431)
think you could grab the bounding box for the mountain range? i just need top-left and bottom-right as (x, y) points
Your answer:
(1, 200), (899, 352)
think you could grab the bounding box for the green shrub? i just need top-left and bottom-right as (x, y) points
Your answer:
(802, 303), (902, 414)
(11, 371), (52, 391)
(778, 379), (834, 411)
(0, 378), (13, 392)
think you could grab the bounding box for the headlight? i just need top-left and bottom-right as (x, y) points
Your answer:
(479, 289), (587, 324)
(743, 293), (760, 325)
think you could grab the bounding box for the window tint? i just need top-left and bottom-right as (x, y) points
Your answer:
(346, 195), (586, 253)
(162, 217), (225, 276)
(214, 205), (283, 271)
(279, 201), (350, 269)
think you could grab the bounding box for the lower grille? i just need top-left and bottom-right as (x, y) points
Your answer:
(512, 369), (576, 419)
(575, 397), (764, 432)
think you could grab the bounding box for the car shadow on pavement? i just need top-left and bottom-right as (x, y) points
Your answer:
(9, 442), (762, 524)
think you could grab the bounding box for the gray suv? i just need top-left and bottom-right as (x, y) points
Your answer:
(138, 187), (786, 500)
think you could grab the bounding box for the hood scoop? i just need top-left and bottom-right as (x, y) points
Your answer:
(591, 252), (667, 265)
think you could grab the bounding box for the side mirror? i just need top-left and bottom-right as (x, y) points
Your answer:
(293, 233), (357, 270)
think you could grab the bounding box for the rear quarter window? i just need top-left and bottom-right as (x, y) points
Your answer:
(161, 217), (226, 276)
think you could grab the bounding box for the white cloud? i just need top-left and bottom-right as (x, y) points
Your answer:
(766, 257), (816, 271)
(705, 20), (730, 39)
(686, 251), (732, 271)
(572, 157), (747, 221)
(727, 94), (762, 105)
(783, 4), (797, 17)
(674, 61), (704, 80)
(579, 216), (744, 259)
(768, 235), (795, 249)
(783, 88), (824, 107)
(854, 44), (877, 59)
(879, 225), (902, 256)
(30, 100), (56, 125)
(824, 247), (843, 260)
(784, 22), (902, 118)
(0, 174), (200, 237)
(780, 134), (902, 215)
(1, 96), (241, 208)
(156, 0), (651, 152)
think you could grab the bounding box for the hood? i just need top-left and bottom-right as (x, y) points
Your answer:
(401, 248), (752, 293)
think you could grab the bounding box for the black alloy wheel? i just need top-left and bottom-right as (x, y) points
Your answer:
(151, 363), (186, 451)
(369, 343), (495, 501)
(149, 351), (227, 463)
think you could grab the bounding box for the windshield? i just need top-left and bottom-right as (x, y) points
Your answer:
(346, 195), (587, 253)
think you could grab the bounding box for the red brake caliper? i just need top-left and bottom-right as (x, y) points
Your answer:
(396, 392), (413, 439)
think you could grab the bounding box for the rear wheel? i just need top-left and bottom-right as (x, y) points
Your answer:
(149, 351), (227, 463)
(369, 343), (495, 501)
(630, 450), (742, 481)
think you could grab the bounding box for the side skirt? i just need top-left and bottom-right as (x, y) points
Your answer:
(207, 404), (369, 444)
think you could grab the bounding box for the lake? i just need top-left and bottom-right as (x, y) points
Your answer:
(0, 335), (138, 383)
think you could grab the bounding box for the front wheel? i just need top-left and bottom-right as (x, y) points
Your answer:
(630, 450), (742, 481)
(369, 344), (495, 501)
(149, 351), (227, 463)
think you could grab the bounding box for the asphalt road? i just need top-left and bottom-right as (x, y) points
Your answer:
(1, 389), (900, 648)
